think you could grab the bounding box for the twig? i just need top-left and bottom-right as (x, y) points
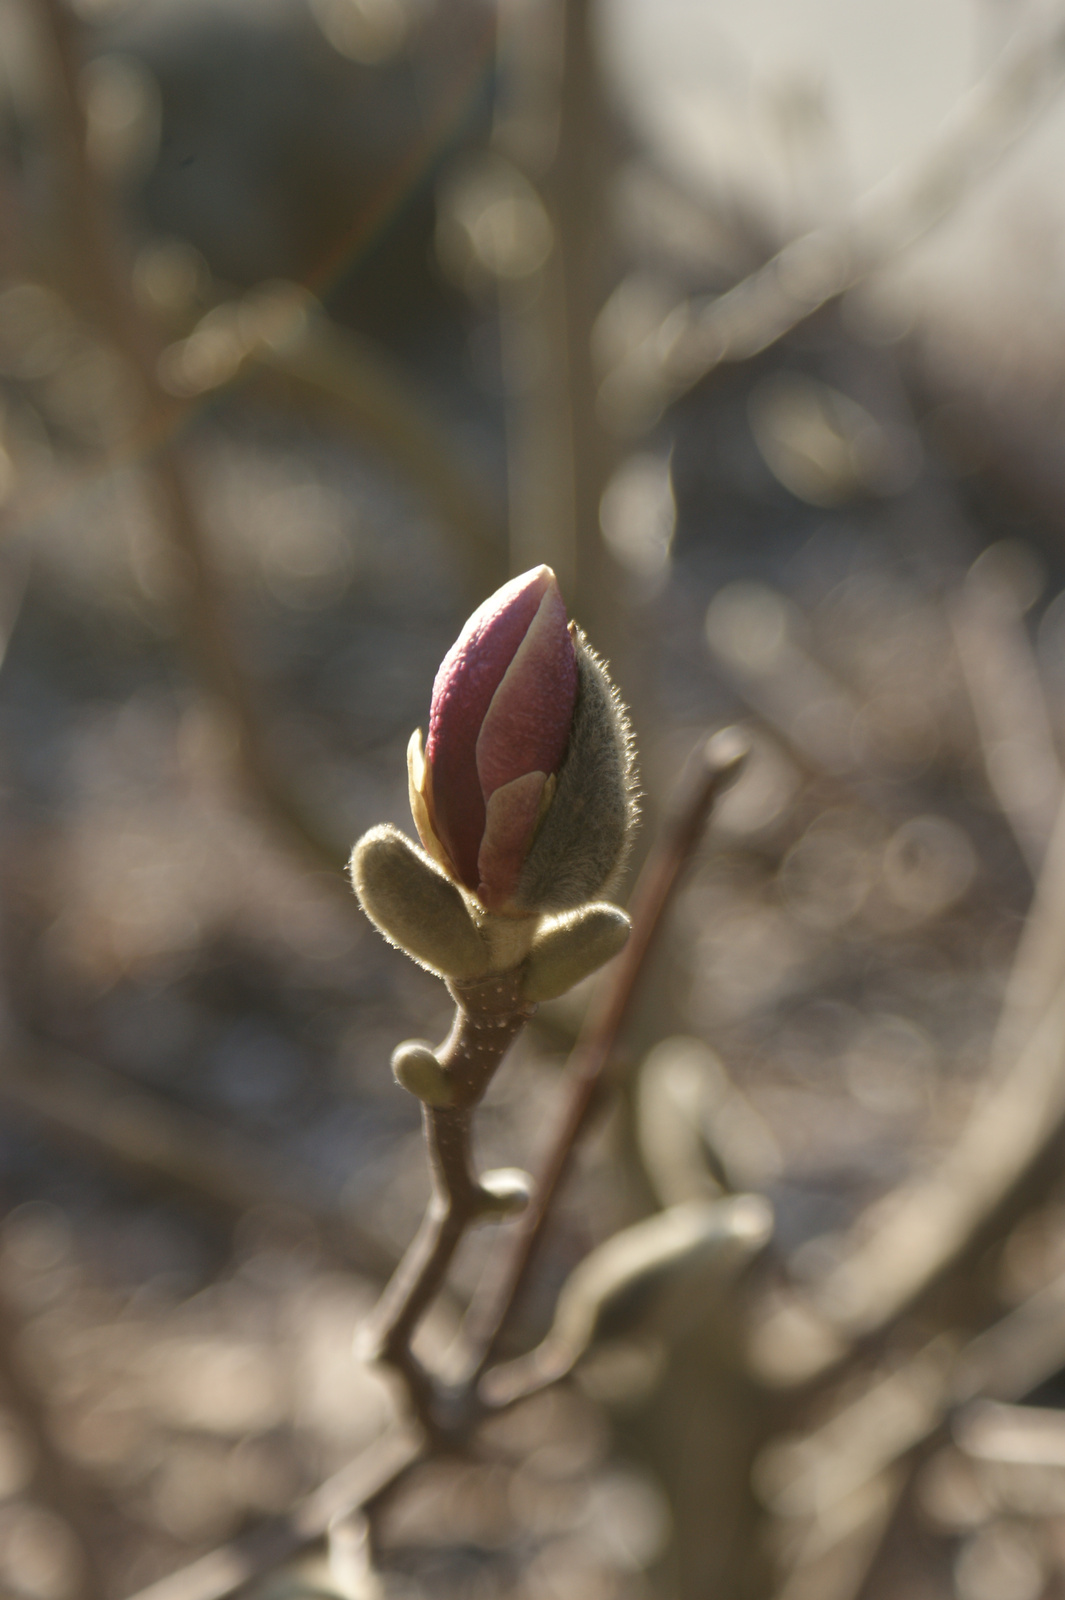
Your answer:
(0, 1234), (128, 1600)
(950, 551), (1062, 875)
(955, 1399), (1065, 1467)
(742, 570), (1065, 1390)
(953, 1263), (1065, 1407)
(0, 1030), (395, 1277)
(252, 318), (506, 597)
(761, 1268), (1065, 1600)
(33, 0), (346, 876)
(124, 1423), (422, 1600)
(462, 726), (749, 1379)
(492, 0), (624, 648)
(157, 289), (507, 600)
(750, 973), (1065, 1389)
(601, 7), (1065, 422)
(360, 968), (534, 1435)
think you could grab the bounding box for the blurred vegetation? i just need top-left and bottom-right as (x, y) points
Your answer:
(1, 1), (1065, 1599)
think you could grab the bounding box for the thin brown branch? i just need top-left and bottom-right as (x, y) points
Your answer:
(251, 318), (507, 598)
(360, 969), (534, 1435)
(462, 726), (750, 1380)
(950, 550), (1062, 875)
(34, 0), (346, 876)
(124, 1423), (423, 1600)
(0, 1030), (394, 1277)
(748, 973), (1065, 1390)
(601, 6), (1065, 424)
(156, 288), (507, 602)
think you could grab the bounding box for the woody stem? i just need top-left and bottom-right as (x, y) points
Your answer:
(363, 969), (531, 1436)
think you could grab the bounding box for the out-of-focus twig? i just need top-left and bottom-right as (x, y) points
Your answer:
(761, 1263), (1065, 1600)
(770, 1470), (905, 1600)
(255, 318), (506, 596)
(986, 777), (1065, 1087)
(125, 1423), (422, 1600)
(745, 566), (1065, 1389)
(462, 727), (749, 1379)
(954, 1262), (1065, 1406)
(34, 0), (347, 876)
(158, 287), (506, 600)
(0, 1240), (128, 1600)
(602, 7), (1065, 423)
(637, 1035), (782, 1207)
(750, 973), (1065, 1387)
(0, 1031), (395, 1277)
(492, 0), (625, 649)
(950, 547), (1062, 875)
(954, 1398), (1065, 1467)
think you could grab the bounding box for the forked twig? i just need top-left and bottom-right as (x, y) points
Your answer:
(120, 726), (749, 1600)
(35, 0), (346, 875)
(360, 968), (534, 1434)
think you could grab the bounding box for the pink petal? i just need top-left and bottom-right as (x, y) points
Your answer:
(475, 585), (577, 800)
(477, 771), (547, 912)
(426, 566), (560, 889)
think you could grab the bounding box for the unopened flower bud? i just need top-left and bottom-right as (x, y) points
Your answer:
(409, 566), (637, 915)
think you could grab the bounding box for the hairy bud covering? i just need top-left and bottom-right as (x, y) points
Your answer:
(522, 903), (631, 1002)
(350, 825), (489, 980)
(408, 567), (638, 916)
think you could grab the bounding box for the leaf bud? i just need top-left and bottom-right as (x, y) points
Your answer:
(349, 824), (489, 980)
(391, 1041), (454, 1106)
(476, 1167), (534, 1220)
(522, 903), (631, 1002)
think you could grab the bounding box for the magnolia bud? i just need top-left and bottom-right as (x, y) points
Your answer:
(408, 566), (637, 916)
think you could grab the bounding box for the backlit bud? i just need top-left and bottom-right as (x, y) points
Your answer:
(409, 566), (637, 915)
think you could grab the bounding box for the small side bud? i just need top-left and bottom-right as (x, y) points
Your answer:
(551, 1195), (772, 1356)
(350, 824), (490, 980)
(391, 1041), (455, 1106)
(476, 1167), (533, 1220)
(522, 903), (631, 1002)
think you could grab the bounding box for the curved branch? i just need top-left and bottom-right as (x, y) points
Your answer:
(463, 726), (750, 1378)
(602, 7), (1065, 423)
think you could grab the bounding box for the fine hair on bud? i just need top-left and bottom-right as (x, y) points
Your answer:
(350, 825), (490, 980)
(515, 632), (639, 913)
(523, 903), (631, 1003)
